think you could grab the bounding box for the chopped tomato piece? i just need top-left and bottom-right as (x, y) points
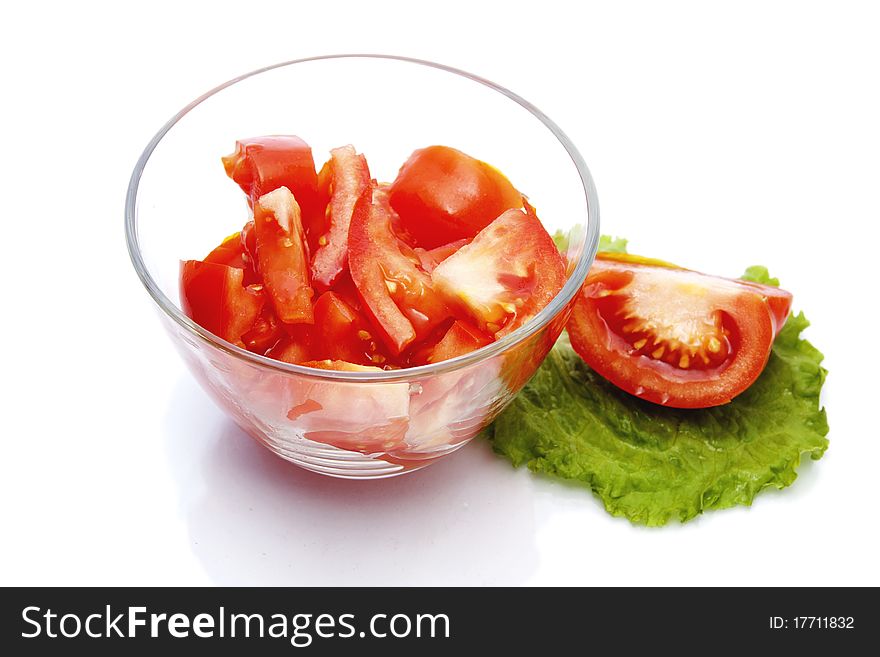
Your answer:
(311, 146), (371, 288)
(221, 136), (324, 244)
(348, 185), (451, 354)
(180, 260), (263, 346)
(432, 205), (566, 337)
(425, 320), (492, 364)
(266, 324), (316, 364)
(313, 291), (389, 366)
(241, 305), (284, 354)
(414, 238), (470, 273)
(388, 145), (523, 248)
(567, 254), (793, 408)
(253, 187), (314, 324)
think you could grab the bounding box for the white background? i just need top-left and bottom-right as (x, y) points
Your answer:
(2, 0), (878, 586)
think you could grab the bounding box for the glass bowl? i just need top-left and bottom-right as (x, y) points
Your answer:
(126, 55), (599, 479)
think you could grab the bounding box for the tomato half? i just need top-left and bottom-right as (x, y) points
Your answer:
(388, 145), (523, 248)
(180, 260), (263, 346)
(432, 205), (567, 337)
(567, 254), (793, 409)
(348, 186), (451, 354)
(253, 187), (314, 324)
(311, 145), (371, 288)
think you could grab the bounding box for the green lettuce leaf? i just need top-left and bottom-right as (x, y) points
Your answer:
(485, 245), (829, 526)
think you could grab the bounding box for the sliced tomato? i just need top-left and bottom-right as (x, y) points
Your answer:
(414, 238), (470, 273)
(311, 146), (371, 288)
(388, 145), (523, 248)
(432, 205), (566, 337)
(241, 304), (284, 354)
(221, 136), (325, 245)
(424, 320), (492, 364)
(567, 254), (793, 409)
(253, 187), (314, 324)
(313, 291), (391, 366)
(266, 324), (316, 364)
(180, 260), (263, 346)
(348, 185), (451, 354)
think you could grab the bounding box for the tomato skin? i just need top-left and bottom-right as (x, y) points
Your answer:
(311, 146), (371, 288)
(388, 145), (522, 248)
(253, 187), (315, 324)
(432, 205), (566, 337)
(567, 255), (791, 409)
(180, 260), (263, 346)
(222, 136), (325, 243)
(348, 185), (450, 354)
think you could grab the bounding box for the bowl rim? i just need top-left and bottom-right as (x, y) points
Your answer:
(125, 54), (600, 383)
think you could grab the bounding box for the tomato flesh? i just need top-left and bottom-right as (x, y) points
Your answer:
(313, 291), (389, 366)
(388, 145), (523, 248)
(348, 185), (451, 354)
(180, 260), (263, 346)
(253, 187), (314, 324)
(311, 146), (371, 288)
(425, 320), (492, 364)
(432, 205), (566, 337)
(567, 255), (792, 408)
(414, 238), (469, 273)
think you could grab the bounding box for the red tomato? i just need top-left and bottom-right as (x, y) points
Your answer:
(241, 305), (284, 354)
(253, 187), (314, 324)
(389, 145), (523, 248)
(413, 238), (470, 273)
(348, 186), (451, 354)
(266, 324), (316, 364)
(221, 136), (325, 244)
(313, 291), (390, 366)
(203, 230), (260, 285)
(311, 146), (371, 288)
(566, 254), (793, 409)
(180, 260), (263, 346)
(432, 204), (566, 337)
(424, 320), (492, 364)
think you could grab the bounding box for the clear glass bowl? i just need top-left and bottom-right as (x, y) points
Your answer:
(126, 55), (599, 479)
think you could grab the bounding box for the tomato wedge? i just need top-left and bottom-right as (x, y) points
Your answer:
(348, 185), (450, 354)
(567, 254), (793, 409)
(180, 260), (263, 346)
(253, 187), (314, 324)
(311, 145), (371, 288)
(221, 136), (324, 244)
(388, 145), (523, 248)
(203, 230), (260, 285)
(432, 205), (566, 337)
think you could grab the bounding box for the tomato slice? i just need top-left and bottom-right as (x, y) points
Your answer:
(221, 136), (324, 245)
(566, 254), (793, 409)
(432, 205), (566, 337)
(313, 291), (391, 366)
(348, 185), (451, 354)
(311, 146), (371, 288)
(414, 238), (470, 273)
(388, 145), (523, 248)
(253, 187), (314, 324)
(180, 260), (263, 346)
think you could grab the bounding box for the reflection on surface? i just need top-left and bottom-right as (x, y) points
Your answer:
(164, 376), (540, 585)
